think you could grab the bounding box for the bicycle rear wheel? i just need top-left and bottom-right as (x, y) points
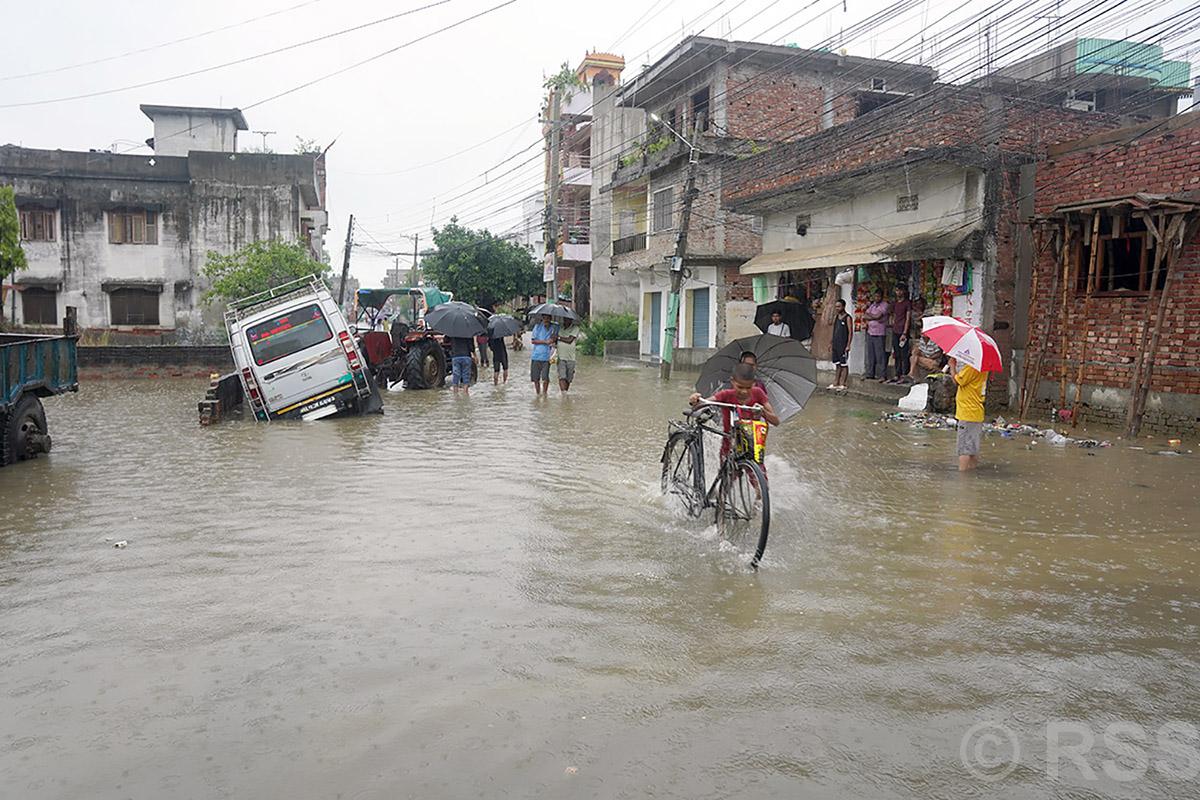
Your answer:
(661, 431), (704, 516)
(715, 459), (770, 567)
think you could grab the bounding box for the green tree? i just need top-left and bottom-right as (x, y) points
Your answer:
(419, 220), (542, 308)
(0, 185), (28, 325)
(202, 240), (329, 303)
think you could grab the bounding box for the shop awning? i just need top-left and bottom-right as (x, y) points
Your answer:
(739, 241), (891, 275)
(739, 227), (977, 276)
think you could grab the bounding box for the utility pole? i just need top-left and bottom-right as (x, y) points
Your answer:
(544, 88), (562, 302)
(337, 214), (354, 306)
(660, 121), (702, 381)
(412, 233), (420, 286)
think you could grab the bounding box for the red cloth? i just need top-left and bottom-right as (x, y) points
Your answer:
(713, 385), (770, 465)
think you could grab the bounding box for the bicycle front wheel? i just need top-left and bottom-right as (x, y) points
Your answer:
(716, 459), (770, 567)
(661, 431), (703, 516)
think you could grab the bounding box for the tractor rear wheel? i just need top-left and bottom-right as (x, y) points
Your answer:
(403, 339), (447, 390)
(2, 394), (50, 466)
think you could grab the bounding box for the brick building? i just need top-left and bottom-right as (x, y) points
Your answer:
(723, 80), (1188, 393)
(599, 36), (934, 362)
(1022, 112), (1200, 435)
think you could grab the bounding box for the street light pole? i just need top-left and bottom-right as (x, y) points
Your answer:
(658, 117), (702, 381)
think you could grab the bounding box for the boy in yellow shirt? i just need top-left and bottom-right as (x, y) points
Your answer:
(950, 358), (987, 471)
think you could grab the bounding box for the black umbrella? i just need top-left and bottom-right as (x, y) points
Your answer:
(527, 302), (577, 321)
(754, 298), (814, 341)
(424, 301), (486, 338)
(695, 334), (817, 423)
(487, 314), (522, 338)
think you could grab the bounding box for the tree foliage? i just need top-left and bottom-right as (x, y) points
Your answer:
(202, 240), (329, 303)
(0, 185), (27, 282)
(419, 220), (542, 308)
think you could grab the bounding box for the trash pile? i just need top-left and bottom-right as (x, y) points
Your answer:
(880, 411), (1112, 448)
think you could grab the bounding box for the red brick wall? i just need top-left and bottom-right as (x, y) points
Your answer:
(724, 265), (754, 301)
(1027, 116), (1200, 399)
(725, 65), (826, 141)
(724, 90), (1123, 206)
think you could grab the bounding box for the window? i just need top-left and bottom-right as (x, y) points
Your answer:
(795, 214), (811, 235)
(870, 77), (887, 91)
(652, 187), (674, 233)
(691, 87), (710, 133)
(751, 215), (764, 234)
(246, 304), (333, 366)
(19, 209), (56, 241)
(897, 194), (919, 212)
(1075, 231), (1161, 294)
(668, 107), (678, 132)
(109, 288), (160, 325)
(108, 210), (158, 245)
(21, 288), (57, 325)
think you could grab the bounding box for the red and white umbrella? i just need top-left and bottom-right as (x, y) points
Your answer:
(921, 315), (1002, 372)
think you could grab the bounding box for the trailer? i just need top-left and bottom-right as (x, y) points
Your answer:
(0, 318), (79, 466)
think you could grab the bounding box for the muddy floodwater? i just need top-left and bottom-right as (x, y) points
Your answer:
(2, 355), (1199, 799)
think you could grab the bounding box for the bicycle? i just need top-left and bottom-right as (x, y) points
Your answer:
(661, 399), (771, 567)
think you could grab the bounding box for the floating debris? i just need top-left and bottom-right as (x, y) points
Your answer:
(879, 411), (1112, 448)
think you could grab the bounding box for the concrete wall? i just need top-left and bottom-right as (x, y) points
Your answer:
(76, 345), (232, 379)
(2, 147), (325, 339)
(588, 82), (642, 315)
(151, 111), (239, 157)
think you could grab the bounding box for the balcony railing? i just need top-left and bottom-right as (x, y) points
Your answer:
(612, 232), (647, 256)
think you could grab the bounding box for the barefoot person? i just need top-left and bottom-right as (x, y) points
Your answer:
(449, 335), (476, 397)
(530, 314), (558, 397)
(489, 329), (509, 385)
(950, 357), (988, 471)
(556, 318), (579, 393)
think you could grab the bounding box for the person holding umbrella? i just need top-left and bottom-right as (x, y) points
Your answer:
(486, 314), (521, 386)
(921, 316), (1002, 471)
(423, 300), (487, 397)
(530, 313), (558, 397)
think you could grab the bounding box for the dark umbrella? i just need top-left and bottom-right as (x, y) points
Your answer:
(754, 298), (814, 341)
(424, 301), (486, 338)
(695, 333), (817, 423)
(527, 302), (577, 322)
(487, 314), (522, 338)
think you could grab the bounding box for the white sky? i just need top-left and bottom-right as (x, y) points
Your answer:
(1, 0), (1195, 284)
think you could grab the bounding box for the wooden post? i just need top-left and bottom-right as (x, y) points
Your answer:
(1070, 211), (1103, 426)
(1021, 225), (1065, 420)
(1057, 219), (1075, 409)
(1127, 213), (1195, 437)
(1124, 212), (1167, 436)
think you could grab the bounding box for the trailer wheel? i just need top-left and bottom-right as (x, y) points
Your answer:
(2, 395), (50, 465)
(403, 339), (447, 390)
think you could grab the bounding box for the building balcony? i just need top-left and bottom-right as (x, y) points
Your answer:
(563, 165), (592, 188)
(613, 232), (647, 256)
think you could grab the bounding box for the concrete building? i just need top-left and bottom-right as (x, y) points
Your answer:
(722, 40), (1190, 395)
(602, 36), (936, 363)
(1, 104), (327, 339)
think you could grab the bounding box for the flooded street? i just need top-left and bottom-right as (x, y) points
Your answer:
(3, 356), (1199, 799)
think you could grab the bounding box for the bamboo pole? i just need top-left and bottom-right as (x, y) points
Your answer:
(1070, 211), (1104, 426)
(1019, 226), (1059, 419)
(1057, 219), (1075, 409)
(1128, 213), (1195, 437)
(1124, 212), (1167, 436)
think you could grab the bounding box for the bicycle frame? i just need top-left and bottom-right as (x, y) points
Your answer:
(667, 400), (763, 513)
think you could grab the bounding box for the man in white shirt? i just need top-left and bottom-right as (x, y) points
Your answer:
(766, 310), (791, 338)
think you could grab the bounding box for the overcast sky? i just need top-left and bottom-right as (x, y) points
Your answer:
(1, 0), (1195, 284)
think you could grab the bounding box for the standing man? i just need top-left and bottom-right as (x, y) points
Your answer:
(766, 310), (791, 338)
(489, 328), (510, 386)
(829, 299), (852, 391)
(950, 357), (988, 471)
(556, 318), (579, 393)
(863, 288), (890, 381)
(449, 336), (476, 397)
(886, 286), (911, 383)
(530, 314), (558, 397)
